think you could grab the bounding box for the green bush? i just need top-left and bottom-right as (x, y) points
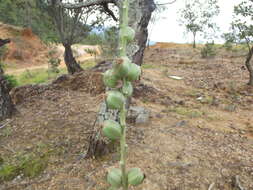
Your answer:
(201, 42), (217, 58)
(3, 74), (18, 88)
(223, 41), (233, 51)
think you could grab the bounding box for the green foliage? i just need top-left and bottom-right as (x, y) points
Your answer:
(179, 0), (220, 47)
(83, 32), (103, 45)
(19, 153), (48, 178)
(3, 74), (18, 88)
(0, 164), (19, 181)
(16, 68), (66, 86)
(48, 58), (61, 73)
(84, 48), (98, 60)
(169, 106), (204, 118)
(201, 42), (217, 58)
(47, 49), (61, 73)
(0, 0), (59, 43)
(101, 27), (119, 59)
(224, 1), (253, 46)
(0, 153), (48, 182)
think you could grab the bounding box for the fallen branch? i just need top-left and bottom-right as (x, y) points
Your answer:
(208, 182), (215, 190)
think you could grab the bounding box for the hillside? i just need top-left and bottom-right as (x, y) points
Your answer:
(0, 44), (252, 189)
(0, 22), (48, 68)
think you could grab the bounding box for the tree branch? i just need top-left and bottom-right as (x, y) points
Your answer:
(156, 0), (176, 6)
(61, 0), (118, 9)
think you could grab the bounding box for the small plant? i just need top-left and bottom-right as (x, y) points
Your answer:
(48, 49), (61, 73)
(48, 58), (61, 73)
(201, 42), (217, 58)
(85, 48), (98, 60)
(102, 0), (144, 189)
(3, 74), (18, 89)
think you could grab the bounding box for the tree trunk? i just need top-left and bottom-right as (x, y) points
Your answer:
(86, 0), (156, 158)
(63, 44), (83, 74)
(245, 46), (253, 86)
(129, 0), (156, 66)
(0, 39), (15, 121)
(193, 32), (196, 48)
(0, 68), (15, 121)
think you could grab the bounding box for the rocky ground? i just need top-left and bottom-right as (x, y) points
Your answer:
(0, 44), (252, 190)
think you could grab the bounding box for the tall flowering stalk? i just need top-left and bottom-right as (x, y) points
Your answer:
(102, 0), (144, 189)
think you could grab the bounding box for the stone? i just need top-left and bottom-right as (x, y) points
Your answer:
(128, 106), (150, 124)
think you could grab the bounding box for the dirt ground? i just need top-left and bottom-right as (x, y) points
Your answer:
(0, 43), (253, 190)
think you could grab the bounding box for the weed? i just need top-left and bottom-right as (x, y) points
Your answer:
(0, 149), (50, 182)
(201, 42), (217, 58)
(0, 127), (12, 137)
(16, 68), (67, 86)
(141, 64), (157, 69)
(169, 106), (204, 118)
(0, 164), (19, 181)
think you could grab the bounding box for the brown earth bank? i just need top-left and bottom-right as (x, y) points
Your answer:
(0, 45), (253, 190)
(0, 22), (99, 73)
(0, 23), (48, 68)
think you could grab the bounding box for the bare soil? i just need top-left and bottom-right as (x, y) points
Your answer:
(0, 43), (253, 190)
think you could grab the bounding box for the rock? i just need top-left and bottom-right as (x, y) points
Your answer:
(168, 75), (183, 80)
(127, 106), (150, 124)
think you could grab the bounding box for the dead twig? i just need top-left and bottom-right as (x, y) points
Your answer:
(234, 175), (245, 190)
(208, 182), (215, 190)
(0, 119), (13, 129)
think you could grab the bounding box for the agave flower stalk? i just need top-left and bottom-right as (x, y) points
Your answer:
(102, 0), (144, 189)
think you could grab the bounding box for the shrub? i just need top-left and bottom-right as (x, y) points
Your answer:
(3, 74), (18, 88)
(201, 42), (217, 58)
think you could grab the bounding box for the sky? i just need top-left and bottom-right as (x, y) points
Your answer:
(149, 0), (243, 44)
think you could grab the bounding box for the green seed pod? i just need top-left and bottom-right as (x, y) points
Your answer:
(114, 57), (131, 78)
(107, 168), (122, 187)
(127, 168), (144, 186)
(123, 26), (135, 42)
(103, 120), (122, 140)
(126, 63), (141, 81)
(106, 91), (125, 110)
(103, 69), (118, 88)
(122, 81), (133, 97)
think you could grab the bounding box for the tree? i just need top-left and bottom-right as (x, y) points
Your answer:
(0, 39), (15, 121)
(224, 0), (253, 86)
(58, 0), (155, 157)
(0, 0), (59, 43)
(179, 0), (220, 48)
(45, 0), (118, 74)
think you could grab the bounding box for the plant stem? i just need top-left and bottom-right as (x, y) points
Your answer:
(120, 104), (128, 190)
(119, 0), (129, 57)
(119, 0), (129, 189)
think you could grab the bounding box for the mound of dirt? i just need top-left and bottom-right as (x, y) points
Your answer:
(0, 22), (48, 67)
(10, 70), (105, 105)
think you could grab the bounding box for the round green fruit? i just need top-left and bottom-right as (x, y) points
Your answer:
(124, 26), (135, 42)
(106, 91), (125, 110)
(114, 57), (131, 78)
(127, 168), (144, 186)
(122, 81), (133, 97)
(126, 63), (141, 81)
(107, 168), (122, 187)
(103, 69), (118, 88)
(103, 120), (122, 140)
